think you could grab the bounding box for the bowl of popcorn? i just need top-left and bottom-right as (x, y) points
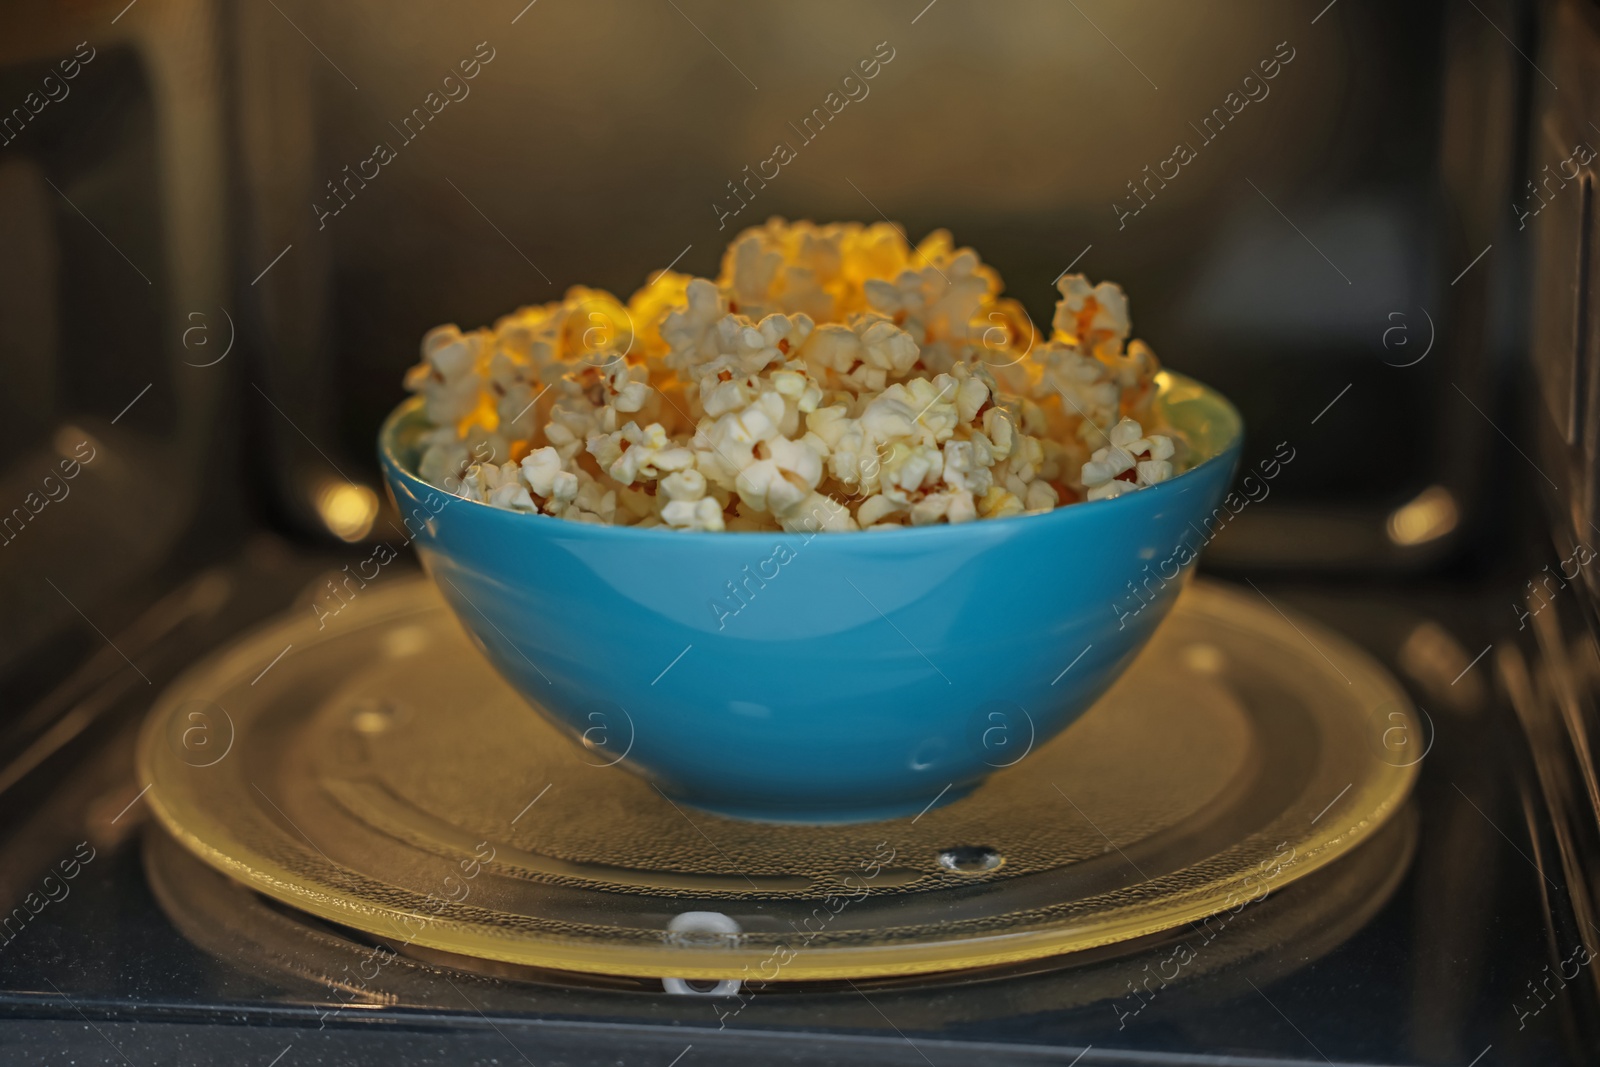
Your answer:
(379, 219), (1241, 823)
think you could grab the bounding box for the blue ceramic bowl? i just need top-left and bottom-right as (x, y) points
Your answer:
(378, 372), (1242, 823)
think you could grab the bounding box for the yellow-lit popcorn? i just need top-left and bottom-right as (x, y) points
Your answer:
(1053, 275), (1129, 361)
(863, 232), (1000, 375)
(401, 219), (1190, 530)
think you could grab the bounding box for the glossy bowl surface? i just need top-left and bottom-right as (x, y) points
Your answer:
(378, 371), (1243, 822)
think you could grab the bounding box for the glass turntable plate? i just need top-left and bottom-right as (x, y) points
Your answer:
(137, 576), (1419, 981)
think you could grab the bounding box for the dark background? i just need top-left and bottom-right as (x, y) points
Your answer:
(0, 0), (1505, 611)
(7, 3), (1599, 1065)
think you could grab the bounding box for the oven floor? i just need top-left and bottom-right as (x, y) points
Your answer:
(0, 547), (1590, 1065)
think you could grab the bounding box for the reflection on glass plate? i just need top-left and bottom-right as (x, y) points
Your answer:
(138, 578), (1418, 980)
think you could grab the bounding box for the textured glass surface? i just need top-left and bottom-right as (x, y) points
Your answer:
(139, 578), (1419, 980)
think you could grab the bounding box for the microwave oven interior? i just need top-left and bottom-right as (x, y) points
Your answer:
(2, 0), (1600, 1064)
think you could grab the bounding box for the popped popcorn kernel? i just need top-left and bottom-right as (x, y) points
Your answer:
(402, 220), (1195, 531)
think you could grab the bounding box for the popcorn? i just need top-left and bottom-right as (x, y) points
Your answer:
(550, 470), (578, 507)
(401, 219), (1192, 531)
(1137, 459), (1173, 486)
(661, 468), (707, 501)
(520, 447), (562, 498)
(663, 496), (726, 531)
(1081, 416), (1178, 499)
(1025, 480), (1059, 512)
(1053, 275), (1129, 361)
(946, 489), (978, 524)
(490, 480), (537, 512)
(857, 493), (902, 526)
(1087, 480), (1135, 502)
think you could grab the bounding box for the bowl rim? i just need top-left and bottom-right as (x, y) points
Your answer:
(377, 370), (1244, 543)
